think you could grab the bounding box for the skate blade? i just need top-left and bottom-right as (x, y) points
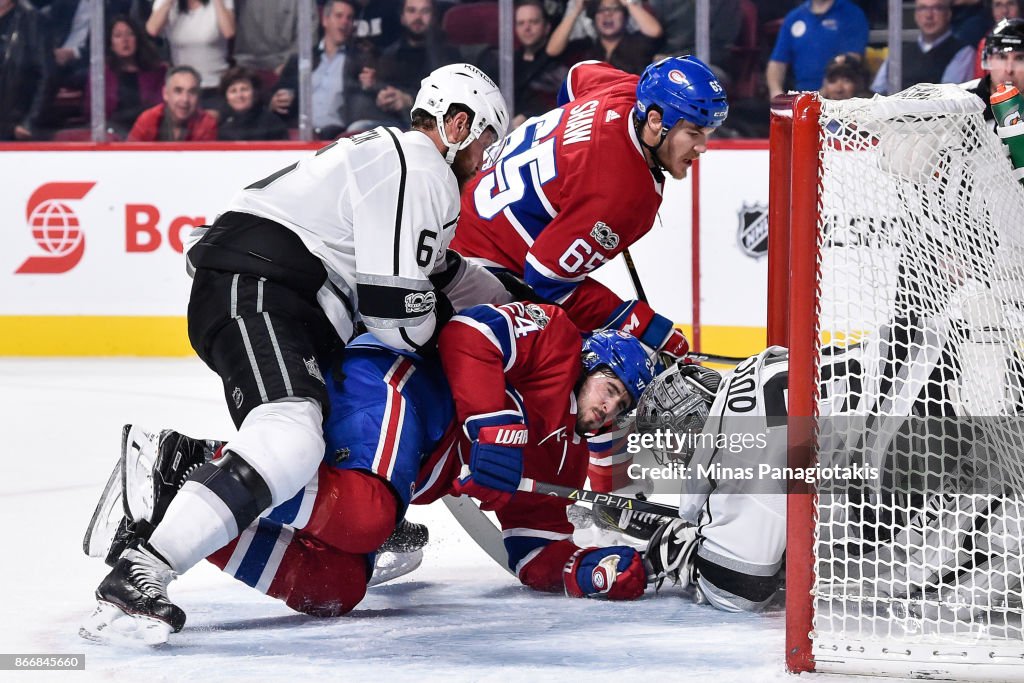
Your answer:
(368, 549), (423, 587)
(79, 600), (172, 646)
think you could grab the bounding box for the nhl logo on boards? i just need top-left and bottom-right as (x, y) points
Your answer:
(404, 291), (436, 314)
(232, 387), (244, 409)
(736, 201), (769, 259)
(304, 357), (325, 384)
(590, 221), (619, 250)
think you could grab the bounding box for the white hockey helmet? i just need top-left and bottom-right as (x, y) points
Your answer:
(412, 63), (510, 164)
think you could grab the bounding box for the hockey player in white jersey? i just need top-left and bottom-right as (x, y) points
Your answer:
(89, 63), (512, 640)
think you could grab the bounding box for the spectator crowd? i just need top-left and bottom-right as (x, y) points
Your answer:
(0, 0), (1019, 142)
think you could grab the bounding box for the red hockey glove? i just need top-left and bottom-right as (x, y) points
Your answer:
(563, 546), (647, 600)
(611, 301), (689, 359)
(659, 327), (690, 360)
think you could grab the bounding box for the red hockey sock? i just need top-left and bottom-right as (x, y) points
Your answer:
(302, 467), (399, 555)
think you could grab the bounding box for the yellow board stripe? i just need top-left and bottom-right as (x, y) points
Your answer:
(0, 316), (192, 356)
(0, 317), (771, 359)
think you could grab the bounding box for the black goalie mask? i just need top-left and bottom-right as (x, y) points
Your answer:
(635, 362), (721, 466)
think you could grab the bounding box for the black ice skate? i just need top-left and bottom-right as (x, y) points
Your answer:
(83, 425), (219, 566)
(380, 518), (429, 553)
(83, 545), (185, 644)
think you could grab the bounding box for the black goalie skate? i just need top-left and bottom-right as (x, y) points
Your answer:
(83, 425), (220, 566)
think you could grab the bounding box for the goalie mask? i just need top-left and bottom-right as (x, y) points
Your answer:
(636, 363), (721, 465)
(412, 63), (510, 164)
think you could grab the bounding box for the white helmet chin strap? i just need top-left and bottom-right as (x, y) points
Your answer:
(435, 112), (476, 165)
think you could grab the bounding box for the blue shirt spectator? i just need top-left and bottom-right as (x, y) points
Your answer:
(767, 0), (870, 97)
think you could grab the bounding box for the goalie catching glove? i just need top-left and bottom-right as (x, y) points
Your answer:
(563, 546), (647, 600)
(608, 300), (689, 360)
(453, 413), (527, 511)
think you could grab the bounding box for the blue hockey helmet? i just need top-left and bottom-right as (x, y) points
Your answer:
(581, 330), (656, 408)
(634, 56), (728, 130)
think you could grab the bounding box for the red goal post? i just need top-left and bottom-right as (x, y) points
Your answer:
(770, 86), (1024, 679)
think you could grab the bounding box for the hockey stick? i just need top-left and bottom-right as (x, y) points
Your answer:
(517, 478), (681, 518)
(621, 249), (747, 365)
(442, 495), (514, 575)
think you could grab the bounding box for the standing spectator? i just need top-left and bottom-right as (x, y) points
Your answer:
(0, 0), (51, 140)
(232, 0), (317, 77)
(649, 0), (742, 70)
(766, 0), (869, 98)
(547, 0), (662, 76)
(964, 18), (1024, 124)
(819, 51), (870, 99)
(951, 0), (991, 46)
(146, 0), (235, 109)
(352, 0), (459, 130)
(127, 65), (217, 141)
(351, 0), (403, 49)
(217, 66), (288, 141)
(87, 15), (167, 138)
(272, 0), (357, 139)
(872, 0), (976, 94)
(44, 0), (90, 89)
(973, 0), (1021, 78)
(481, 0), (568, 127)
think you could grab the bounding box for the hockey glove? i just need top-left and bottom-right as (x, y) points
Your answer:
(645, 519), (699, 591)
(564, 546), (647, 600)
(453, 415), (527, 511)
(493, 271), (555, 305)
(610, 301), (689, 359)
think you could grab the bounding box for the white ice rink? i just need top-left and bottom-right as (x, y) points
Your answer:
(0, 357), (809, 682)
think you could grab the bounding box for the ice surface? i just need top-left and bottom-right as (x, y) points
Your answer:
(0, 358), (804, 682)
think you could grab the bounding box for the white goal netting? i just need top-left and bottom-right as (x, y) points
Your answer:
(808, 83), (1024, 678)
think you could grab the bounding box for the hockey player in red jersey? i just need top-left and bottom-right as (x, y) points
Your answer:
(82, 305), (656, 638)
(452, 56), (728, 355)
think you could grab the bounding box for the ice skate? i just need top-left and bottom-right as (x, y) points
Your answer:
(84, 545), (185, 644)
(379, 518), (429, 553)
(368, 549), (425, 587)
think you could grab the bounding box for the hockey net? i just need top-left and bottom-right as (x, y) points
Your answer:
(771, 84), (1024, 679)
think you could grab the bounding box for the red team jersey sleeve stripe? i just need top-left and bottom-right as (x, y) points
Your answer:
(371, 357), (417, 480)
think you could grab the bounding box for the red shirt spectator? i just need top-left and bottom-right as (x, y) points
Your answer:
(128, 65), (217, 141)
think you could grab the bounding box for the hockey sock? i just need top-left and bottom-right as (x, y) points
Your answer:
(147, 452), (272, 573)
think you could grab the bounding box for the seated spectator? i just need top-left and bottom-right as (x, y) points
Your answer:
(87, 15), (167, 138)
(964, 18), (1024, 124)
(819, 52), (870, 99)
(146, 0), (236, 109)
(766, 0), (869, 98)
(232, 0), (317, 76)
(546, 0), (662, 76)
(0, 0), (50, 140)
(973, 0), (1020, 78)
(347, 0), (459, 130)
(216, 66), (288, 141)
(481, 0), (568, 127)
(872, 0), (976, 94)
(128, 65), (218, 141)
(649, 0), (741, 71)
(272, 0), (359, 139)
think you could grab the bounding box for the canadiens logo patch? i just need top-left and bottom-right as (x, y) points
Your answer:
(404, 291), (436, 314)
(304, 357), (325, 384)
(668, 69), (686, 85)
(590, 221), (619, 250)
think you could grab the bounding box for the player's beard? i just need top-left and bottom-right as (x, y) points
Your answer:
(451, 147), (479, 191)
